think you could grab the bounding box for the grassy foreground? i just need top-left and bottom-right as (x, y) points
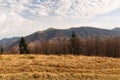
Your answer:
(0, 54), (120, 80)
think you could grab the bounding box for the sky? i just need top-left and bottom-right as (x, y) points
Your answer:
(0, 0), (120, 39)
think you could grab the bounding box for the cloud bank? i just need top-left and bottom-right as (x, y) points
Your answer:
(1, 0), (120, 18)
(0, 0), (120, 38)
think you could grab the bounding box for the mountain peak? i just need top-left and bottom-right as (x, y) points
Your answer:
(45, 28), (57, 31)
(2, 27), (120, 50)
(113, 27), (120, 30)
(112, 27), (120, 32)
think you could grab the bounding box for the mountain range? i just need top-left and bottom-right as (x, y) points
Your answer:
(0, 27), (120, 50)
(0, 37), (20, 48)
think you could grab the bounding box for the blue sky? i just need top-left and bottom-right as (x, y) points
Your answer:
(0, 0), (120, 39)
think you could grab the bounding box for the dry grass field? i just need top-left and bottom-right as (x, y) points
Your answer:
(0, 54), (120, 80)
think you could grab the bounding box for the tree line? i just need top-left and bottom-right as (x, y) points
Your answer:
(9, 32), (120, 58)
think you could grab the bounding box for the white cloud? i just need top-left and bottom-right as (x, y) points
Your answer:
(100, 0), (120, 14)
(0, 0), (120, 38)
(1, 0), (119, 19)
(18, 0), (120, 19)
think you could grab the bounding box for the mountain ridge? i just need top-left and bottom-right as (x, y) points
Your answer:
(0, 37), (20, 48)
(0, 26), (120, 50)
(112, 27), (120, 33)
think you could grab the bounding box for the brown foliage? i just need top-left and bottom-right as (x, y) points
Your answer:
(28, 37), (120, 58)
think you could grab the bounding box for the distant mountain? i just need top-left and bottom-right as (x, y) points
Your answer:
(6, 26), (120, 50)
(39, 27), (120, 39)
(112, 27), (120, 33)
(26, 27), (120, 40)
(0, 37), (20, 48)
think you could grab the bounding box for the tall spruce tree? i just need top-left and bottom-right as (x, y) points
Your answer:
(69, 32), (81, 54)
(0, 47), (4, 54)
(72, 32), (77, 38)
(19, 37), (29, 54)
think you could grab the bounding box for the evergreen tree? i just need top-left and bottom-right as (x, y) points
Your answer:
(72, 31), (77, 38)
(69, 32), (81, 54)
(0, 47), (4, 54)
(19, 37), (29, 54)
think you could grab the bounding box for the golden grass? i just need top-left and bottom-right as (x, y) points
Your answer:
(0, 54), (120, 80)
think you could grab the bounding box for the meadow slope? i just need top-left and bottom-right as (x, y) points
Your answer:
(0, 54), (120, 80)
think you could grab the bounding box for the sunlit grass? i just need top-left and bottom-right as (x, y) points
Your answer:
(0, 54), (120, 80)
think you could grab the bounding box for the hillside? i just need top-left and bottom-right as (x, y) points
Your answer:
(0, 54), (119, 80)
(112, 27), (120, 33)
(0, 37), (20, 48)
(6, 27), (120, 49)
